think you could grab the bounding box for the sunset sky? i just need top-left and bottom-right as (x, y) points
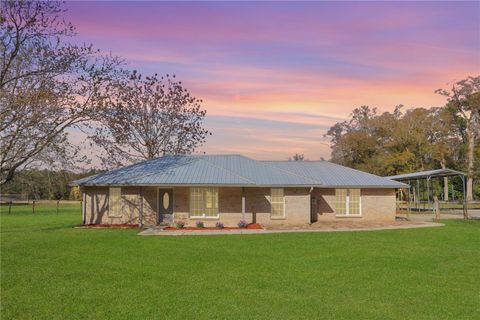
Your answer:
(65, 1), (479, 162)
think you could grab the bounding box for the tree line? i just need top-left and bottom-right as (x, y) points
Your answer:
(325, 76), (479, 200)
(0, 0), (210, 188)
(0, 169), (99, 200)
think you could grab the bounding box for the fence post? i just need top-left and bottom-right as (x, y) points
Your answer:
(8, 201), (12, 214)
(56, 200), (59, 215)
(32, 200), (35, 214)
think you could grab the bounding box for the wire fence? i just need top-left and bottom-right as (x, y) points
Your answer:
(0, 194), (29, 204)
(1, 200), (82, 215)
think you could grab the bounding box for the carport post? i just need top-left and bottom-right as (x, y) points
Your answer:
(405, 187), (410, 220)
(416, 179), (420, 209)
(426, 177), (431, 213)
(461, 175), (468, 220)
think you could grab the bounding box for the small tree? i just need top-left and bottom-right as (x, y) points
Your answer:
(69, 186), (82, 201)
(91, 71), (211, 168)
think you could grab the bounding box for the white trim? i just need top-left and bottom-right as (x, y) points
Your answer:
(190, 215), (220, 220)
(335, 214), (362, 218)
(77, 183), (402, 189)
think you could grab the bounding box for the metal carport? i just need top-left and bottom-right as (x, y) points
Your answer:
(387, 169), (468, 220)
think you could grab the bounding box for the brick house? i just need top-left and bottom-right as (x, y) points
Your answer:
(73, 155), (406, 227)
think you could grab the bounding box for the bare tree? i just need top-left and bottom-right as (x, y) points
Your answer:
(90, 71), (211, 168)
(436, 76), (480, 201)
(0, 1), (124, 185)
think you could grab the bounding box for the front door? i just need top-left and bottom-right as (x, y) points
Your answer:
(158, 189), (174, 225)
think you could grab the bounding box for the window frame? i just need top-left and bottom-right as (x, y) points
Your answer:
(270, 188), (286, 219)
(335, 188), (362, 217)
(189, 187), (219, 219)
(108, 187), (122, 218)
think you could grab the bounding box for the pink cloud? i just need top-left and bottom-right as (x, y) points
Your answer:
(61, 1), (479, 164)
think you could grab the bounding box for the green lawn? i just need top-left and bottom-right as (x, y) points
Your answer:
(1, 204), (479, 319)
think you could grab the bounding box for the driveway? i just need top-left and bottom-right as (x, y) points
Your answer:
(397, 209), (480, 222)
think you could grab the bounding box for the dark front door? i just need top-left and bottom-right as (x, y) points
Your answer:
(158, 189), (174, 225)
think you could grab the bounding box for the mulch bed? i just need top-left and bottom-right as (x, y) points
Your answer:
(164, 223), (263, 231)
(77, 224), (139, 229)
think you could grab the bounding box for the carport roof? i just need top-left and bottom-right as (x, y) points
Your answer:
(386, 168), (466, 181)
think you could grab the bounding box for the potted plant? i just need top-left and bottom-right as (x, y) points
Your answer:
(195, 221), (205, 228)
(215, 221), (225, 229)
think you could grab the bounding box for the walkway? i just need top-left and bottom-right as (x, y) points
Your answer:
(138, 221), (443, 236)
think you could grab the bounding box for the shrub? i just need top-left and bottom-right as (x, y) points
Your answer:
(69, 186), (82, 201)
(195, 221), (204, 228)
(238, 219), (248, 228)
(215, 221), (225, 229)
(175, 221), (185, 229)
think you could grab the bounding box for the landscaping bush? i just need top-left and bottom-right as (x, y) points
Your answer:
(195, 221), (204, 228)
(238, 219), (248, 228)
(215, 221), (225, 229)
(175, 221), (185, 229)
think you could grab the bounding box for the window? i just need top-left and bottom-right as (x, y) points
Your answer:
(335, 189), (361, 216)
(270, 188), (285, 218)
(109, 187), (122, 217)
(190, 187), (219, 218)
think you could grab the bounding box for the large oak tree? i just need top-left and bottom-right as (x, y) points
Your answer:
(90, 71), (211, 168)
(436, 76), (480, 200)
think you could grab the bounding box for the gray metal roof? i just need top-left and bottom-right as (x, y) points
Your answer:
(263, 161), (406, 188)
(386, 168), (466, 181)
(73, 154), (406, 188)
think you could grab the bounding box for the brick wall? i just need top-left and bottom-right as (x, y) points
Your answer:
(311, 188), (396, 222)
(83, 186), (396, 226)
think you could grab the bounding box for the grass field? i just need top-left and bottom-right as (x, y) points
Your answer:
(1, 204), (479, 319)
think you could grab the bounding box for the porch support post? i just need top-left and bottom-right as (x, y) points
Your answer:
(139, 186), (144, 227)
(82, 190), (86, 225)
(241, 187), (245, 220)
